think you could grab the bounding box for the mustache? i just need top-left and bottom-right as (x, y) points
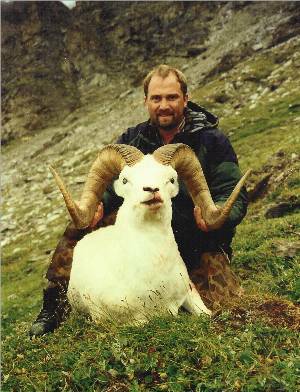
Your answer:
(157, 110), (174, 116)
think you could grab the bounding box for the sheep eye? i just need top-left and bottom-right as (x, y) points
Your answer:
(122, 178), (128, 184)
(170, 178), (175, 184)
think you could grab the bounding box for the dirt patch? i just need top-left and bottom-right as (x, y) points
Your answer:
(256, 299), (300, 329)
(214, 294), (300, 330)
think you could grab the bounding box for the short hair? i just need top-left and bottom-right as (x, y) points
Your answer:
(143, 64), (188, 97)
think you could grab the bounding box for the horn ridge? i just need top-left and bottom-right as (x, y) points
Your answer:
(51, 144), (144, 229)
(153, 143), (250, 230)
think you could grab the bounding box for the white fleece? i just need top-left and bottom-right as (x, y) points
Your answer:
(67, 155), (211, 323)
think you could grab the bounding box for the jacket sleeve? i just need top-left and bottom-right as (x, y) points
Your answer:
(206, 129), (248, 230)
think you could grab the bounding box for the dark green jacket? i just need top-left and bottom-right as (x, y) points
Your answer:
(103, 101), (248, 269)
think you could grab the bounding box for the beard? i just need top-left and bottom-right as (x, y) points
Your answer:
(152, 112), (183, 132)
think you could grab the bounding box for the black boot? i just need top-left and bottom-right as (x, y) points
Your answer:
(29, 285), (70, 337)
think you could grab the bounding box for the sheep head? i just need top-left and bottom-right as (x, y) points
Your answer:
(50, 143), (250, 230)
(114, 155), (179, 223)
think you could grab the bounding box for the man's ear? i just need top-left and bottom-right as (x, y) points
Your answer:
(184, 94), (189, 107)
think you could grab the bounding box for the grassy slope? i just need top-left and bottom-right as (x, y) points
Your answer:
(2, 40), (300, 391)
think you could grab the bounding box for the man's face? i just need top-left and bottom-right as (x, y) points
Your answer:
(145, 73), (188, 132)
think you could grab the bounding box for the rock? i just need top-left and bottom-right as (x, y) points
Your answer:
(274, 172), (285, 183)
(275, 149), (285, 158)
(265, 202), (300, 219)
(250, 93), (259, 101)
(283, 59), (292, 68)
(187, 46), (207, 57)
(289, 103), (300, 111)
(261, 87), (270, 96)
(252, 43), (263, 51)
(1, 222), (17, 233)
(46, 211), (62, 223)
(119, 89), (133, 99)
(42, 184), (54, 194)
(62, 154), (83, 168)
(248, 174), (271, 202)
(213, 91), (230, 103)
(272, 241), (300, 258)
(88, 73), (108, 88)
(74, 176), (86, 184)
(12, 248), (22, 255)
(36, 225), (48, 234)
(269, 81), (281, 91)
(1, 237), (12, 247)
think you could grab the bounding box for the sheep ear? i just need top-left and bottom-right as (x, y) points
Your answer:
(112, 176), (125, 198)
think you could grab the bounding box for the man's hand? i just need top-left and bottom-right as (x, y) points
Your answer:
(194, 206), (209, 232)
(89, 202), (104, 229)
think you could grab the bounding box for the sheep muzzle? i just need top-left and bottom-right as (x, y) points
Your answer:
(141, 193), (163, 209)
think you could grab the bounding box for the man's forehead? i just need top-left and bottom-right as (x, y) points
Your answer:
(148, 73), (182, 94)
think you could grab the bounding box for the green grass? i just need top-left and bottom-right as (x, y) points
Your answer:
(2, 312), (299, 391)
(2, 41), (300, 391)
(233, 214), (300, 301)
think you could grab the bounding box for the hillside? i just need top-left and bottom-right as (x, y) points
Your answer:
(2, 2), (300, 391)
(2, 1), (300, 144)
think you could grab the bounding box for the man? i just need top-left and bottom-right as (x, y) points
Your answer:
(30, 64), (248, 337)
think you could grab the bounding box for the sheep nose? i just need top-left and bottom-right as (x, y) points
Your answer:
(143, 186), (159, 193)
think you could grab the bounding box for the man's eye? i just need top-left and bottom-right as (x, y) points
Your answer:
(122, 178), (128, 184)
(151, 96), (160, 102)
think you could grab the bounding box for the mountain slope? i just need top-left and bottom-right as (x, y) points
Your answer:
(2, 2), (300, 391)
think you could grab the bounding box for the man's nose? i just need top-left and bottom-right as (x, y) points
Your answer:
(159, 98), (169, 109)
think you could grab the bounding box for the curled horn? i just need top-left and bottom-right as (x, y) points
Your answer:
(153, 143), (251, 230)
(50, 144), (144, 229)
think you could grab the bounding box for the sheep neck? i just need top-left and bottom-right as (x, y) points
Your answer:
(115, 204), (173, 237)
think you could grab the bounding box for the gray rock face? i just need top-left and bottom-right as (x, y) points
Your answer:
(2, 1), (299, 143)
(1, 1), (79, 144)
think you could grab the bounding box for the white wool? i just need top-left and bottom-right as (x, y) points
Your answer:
(68, 155), (211, 324)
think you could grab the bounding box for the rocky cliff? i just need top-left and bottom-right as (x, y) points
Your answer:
(2, 1), (300, 144)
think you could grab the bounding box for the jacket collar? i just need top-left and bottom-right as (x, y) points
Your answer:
(143, 101), (218, 143)
(184, 101), (219, 132)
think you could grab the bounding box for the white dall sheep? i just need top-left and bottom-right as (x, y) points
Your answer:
(50, 144), (250, 324)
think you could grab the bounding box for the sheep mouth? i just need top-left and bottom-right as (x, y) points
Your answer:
(141, 196), (163, 209)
